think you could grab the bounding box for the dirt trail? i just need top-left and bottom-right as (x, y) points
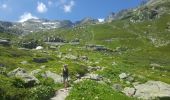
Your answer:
(51, 88), (71, 100)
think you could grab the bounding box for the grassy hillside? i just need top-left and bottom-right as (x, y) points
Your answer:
(0, 1), (170, 100)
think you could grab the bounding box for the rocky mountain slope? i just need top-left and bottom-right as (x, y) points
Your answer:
(0, 19), (73, 35)
(105, 0), (170, 22)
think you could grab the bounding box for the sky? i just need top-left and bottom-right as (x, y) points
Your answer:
(0, 0), (144, 22)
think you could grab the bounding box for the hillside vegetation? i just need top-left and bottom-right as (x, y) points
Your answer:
(0, 0), (170, 100)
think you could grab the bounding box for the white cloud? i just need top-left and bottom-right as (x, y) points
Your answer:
(63, 1), (75, 13)
(98, 18), (105, 22)
(37, 2), (47, 13)
(2, 4), (7, 9)
(18, 12), (38, 22)
(0, 4), (8, 10)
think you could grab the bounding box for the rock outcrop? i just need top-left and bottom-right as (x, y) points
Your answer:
(42, 71), (63, 83)
(0, 38), (10, 46)
(123, 81), (170, 100)
(8, 68), (39, 86)
(33, 58), (48, 63)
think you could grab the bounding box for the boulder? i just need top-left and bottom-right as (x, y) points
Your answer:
(82, 74), (103, 81)
(43, 71), (63, 83)
(87, 66), (102, 72)
(0, 67), (6, 75)
(8, 68), (39, 86)
(150, 63), (163, 70)
(123, 81), (170, 100)
(112, 84), (123, 92)
(64, 54), (77, 60)
(134, 81), (170, 100)
(79, 56), (88, 61)
(30, 69), (41, 75)
(40, 65), (46, 69)
(112, 62), (117, 66)
(119, 73), (128, 79)
(85, 44), (113, 52)
(123, 87), (136, 96)
(126, 76), (135, 82)
(0, 39), (10, 46)
(20, 61), (28, 65)
(35, 46), (43, 50)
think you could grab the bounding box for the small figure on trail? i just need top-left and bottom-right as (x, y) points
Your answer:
(62, 64), (69, 88)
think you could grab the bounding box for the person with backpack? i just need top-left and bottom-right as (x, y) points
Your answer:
(62, 64), (69, 88)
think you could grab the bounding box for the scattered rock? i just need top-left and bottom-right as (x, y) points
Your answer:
(87, 66), (102, 72)
(0, 38), (10, 46)
(0, 67), (6, 75)
(85, 44), (113, 52)
(112, 84), (123, 92)
(73, 79), (84, 84)
(33, 58), (48, 63)
(119, 73), (134, 83)
(79, 56), (88, 61)
(123, 87), (136, 96)
(150, 63), (162, 70)
(132, 82), (140, 86)
(126, 76), (135, 82)
(134, 81), (170, 100)
(119, 73), (128, 79)
(64, 54), (77, 60)
(20, 61), (28, 65)
(112, 62), (117, 66)
(43, 71), (63, 83)
(30, 69), (41, 75)
(123, 81), (170, 100)
(49, 46), (57, 49)
(40, 65), (46, 69)
(75, 74), (82, 79)
(8, 68), (39, 86)
(82, 74), (103, 81)
(35, 46), (43, 50)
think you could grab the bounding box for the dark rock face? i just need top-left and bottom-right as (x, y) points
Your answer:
(75, 17), (98, 25)
(20, 40), (39, 49)
(0, 39), (10, 46)
(85, 44), (113, 52)
(0, 64), (5, 67)
(44, 37), (66, 42)
(0, 19), (73, 35)
(33, 58), (48, 63)
(105, 12), (116, 22)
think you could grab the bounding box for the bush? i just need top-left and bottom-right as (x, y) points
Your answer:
(28, 85), (55, 100)
(66, 80), (133, 100)
(12, 77), (25, 88)
(0, 75), (28, 100)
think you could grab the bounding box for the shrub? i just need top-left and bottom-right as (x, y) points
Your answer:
(66, 80), (133, 100)
(12, 77), (25, 88)
(28, 85), (55, 100)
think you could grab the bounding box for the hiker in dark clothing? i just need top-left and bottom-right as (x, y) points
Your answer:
(62, 64), (69, 88)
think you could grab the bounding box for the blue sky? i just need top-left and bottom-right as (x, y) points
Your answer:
(0, 0), (144, 22)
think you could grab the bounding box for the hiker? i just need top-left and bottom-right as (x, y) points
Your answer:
(62, 64), (69, 88)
